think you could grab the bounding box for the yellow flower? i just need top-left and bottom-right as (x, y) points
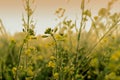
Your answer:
(27, 69), (34, 76)
(48, 61), (55, 68)
(26, 66), (34, 76)
(87, 75), (91, 79)
(12, 67), (17, 74)
(94, 16), (98, 20)
(50, 56), (56, 60)
(55, 34), (65, 41)
(19, 66), (23, 70)
(29, 35), (37, 40)
(53, 73), (59, 79)
(90, 58), (98, 67)
(111, 54), (119, 61)
(105, 72), (116, 80)
(25, 8), (33, 16)
(110, 51), (120, 61)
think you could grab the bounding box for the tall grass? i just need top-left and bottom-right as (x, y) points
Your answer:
(0, 0), (120, 80)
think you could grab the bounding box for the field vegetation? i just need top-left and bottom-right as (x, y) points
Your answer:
(0, 0), (120, 80)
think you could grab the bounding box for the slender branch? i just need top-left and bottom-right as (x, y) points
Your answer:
(51, 34), (57, 55)
(76, 0), (85, 52)
(27, 0), (30, 31)
(87, 19), (120, 56)
(15, 40), (25, 80)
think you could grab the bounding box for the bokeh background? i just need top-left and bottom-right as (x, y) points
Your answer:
(0, 0), (120, 35)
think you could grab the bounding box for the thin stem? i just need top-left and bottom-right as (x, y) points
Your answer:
(89, 17), (99, 38)
(27, 0), (30, 31)
(76, 0), (85, 52)
(51, 34), (57, 55)
(15, 40), (25, 80)
(74, 0), (85, 79)
(88, 19), (120, 55)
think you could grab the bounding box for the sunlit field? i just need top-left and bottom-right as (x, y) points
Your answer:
(0, 0), (120, 80)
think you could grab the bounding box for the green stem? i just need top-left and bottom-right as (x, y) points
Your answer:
(27, 0), (30, 31)
(76, 13), (84, 52)
(51, 34), (57, 55)
(75, 1), (85, 74)
(15, 34), (29, 80)
(76, 0), (85, 52)
(15, 40), (25, 80)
